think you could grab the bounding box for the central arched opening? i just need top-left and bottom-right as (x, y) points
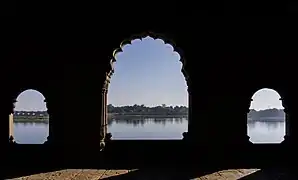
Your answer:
(247, 88), (285, 144)
(107, 35), (188, 140)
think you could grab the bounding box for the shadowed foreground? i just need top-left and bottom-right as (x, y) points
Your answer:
(6, 168), (298, 180)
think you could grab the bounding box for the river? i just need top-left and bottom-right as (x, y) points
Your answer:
(12, 118), (285, 144)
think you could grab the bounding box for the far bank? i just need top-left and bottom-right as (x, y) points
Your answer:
(108, 113), (188, 119)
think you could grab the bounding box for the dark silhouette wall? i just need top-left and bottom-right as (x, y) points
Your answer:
(2, 12), (298, 177)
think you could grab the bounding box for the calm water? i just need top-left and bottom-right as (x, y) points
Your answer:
(14, 122), (49, 144)
(13, 118), (285, 144)
(108, 117), (188, 139)
(247, 121), (285, 143)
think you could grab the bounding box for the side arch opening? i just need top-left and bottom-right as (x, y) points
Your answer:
(9, 89), (49, 144)
(247, 88), (285, 144)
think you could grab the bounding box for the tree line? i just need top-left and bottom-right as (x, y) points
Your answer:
(248, 108), (285, 119)
(107, 104), (188, 115)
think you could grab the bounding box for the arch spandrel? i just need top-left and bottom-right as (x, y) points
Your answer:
(228, 84), (284, 114)
(9, 75), (51, 105)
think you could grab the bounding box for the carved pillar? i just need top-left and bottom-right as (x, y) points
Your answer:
(100, 79), (111, 150)
(9, 114), (13, 139)
(8, 99), (16, 144)
(100, 88), (106, 150)
(104, 87), (111, 141)
(104, 89), (112, 142)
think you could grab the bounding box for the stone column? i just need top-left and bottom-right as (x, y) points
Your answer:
(9, 114), (13, 138)
(8, 99), (16, 144)
(105, 88), (112, 141)
(104, 87), (110, 141)
(187, 90), (212, 145)
(220, 96), (251, 145)
(100, 79), (110, 150)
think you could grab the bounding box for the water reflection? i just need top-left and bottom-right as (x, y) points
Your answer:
(108, 117), (188, 139)
(108, 117), (185, 127)
(247, 120), (285, 143)
(14, 122), (49, 144)
(14, 121), (49, 127)
(247, 121), (283, 131)
(13, 117), (287, 143)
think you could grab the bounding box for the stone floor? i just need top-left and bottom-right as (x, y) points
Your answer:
(7, 168), (298, 180)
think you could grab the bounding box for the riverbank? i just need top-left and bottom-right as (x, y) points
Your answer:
(13, 118), (49, 123)
(247, 119), (285, 122)
(108, 113), (188, 119)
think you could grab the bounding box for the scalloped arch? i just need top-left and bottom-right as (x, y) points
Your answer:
(106, 31), (189, 84)
(9, 88), (48, 113)
(12, 88), (47, 103)
(249, 87), (284, 102)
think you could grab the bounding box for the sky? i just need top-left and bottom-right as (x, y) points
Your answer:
(249, 88), (283, 110)
(14, 37), (283, 110)
(107, 36), (188, 107)
(15, 89), (47, 111)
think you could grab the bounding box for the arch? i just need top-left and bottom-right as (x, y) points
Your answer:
(101, 32), (190, 144)
(248, 87), (285, 103)
(11, 87), (48, 103)
(9, 88), (49, 144)
(247, 88), (286, 144)
(107, 31), (189, 86)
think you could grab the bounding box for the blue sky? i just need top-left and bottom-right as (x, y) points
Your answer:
(107, 36), (188, 107)
(14, 37), (283, 111)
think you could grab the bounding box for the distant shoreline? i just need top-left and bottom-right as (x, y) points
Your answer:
(247, 118), (285, 122)
(108, 113), (187, 119)
(248, 120), (285, 122)
(13, 117), (49, 123)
